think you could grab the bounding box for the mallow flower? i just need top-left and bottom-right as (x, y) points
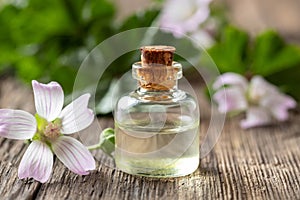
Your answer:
(159, 0), (212, 38)
(0, 80), (95, 183)
(213, 72), (296, 129)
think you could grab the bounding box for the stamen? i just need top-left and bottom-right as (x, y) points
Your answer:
(44, 122), (61, 139)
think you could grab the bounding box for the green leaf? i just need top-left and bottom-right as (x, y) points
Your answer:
(0, 5), (18, 44)
(15, 56), (43, 82)
(266, 65), (300, 101)
(86, 0), (115, 42)
(207, 26), (249, 73)
(99, 128), (115, 157)
(9, 0), (74, 45)
(119, 9), (160, 32)
(88, 128), (115, 157)
(49, 65), (77, 95)
(251, 31), (300, 76)
(90, 0), (115, 20)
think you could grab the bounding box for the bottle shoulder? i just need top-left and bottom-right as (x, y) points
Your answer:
(117, 89), (197, 104)
(115, 89), (199, 125)
(115, 89), (198, 112)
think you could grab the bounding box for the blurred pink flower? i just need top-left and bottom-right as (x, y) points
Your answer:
(213, 73), (297, 129)
(159, 0), (212, 38)
(190, 29), (215, 48)
(0, 81), (95, 183)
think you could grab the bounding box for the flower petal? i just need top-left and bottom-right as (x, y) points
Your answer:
(32, 80), (64, 122)
(59, 94), (94, 134)
(0, 109), (36, 140)
(240, 106), (273, 129)
(260, 93), (296, 121)
(213, 86), (248, 113)
(248, 76), (278, 102)
(18, 140), (53, 183)
(190, 29), (214, 48)
(159, 0), (211, 36)
(213, 72), (248, 91)
(52, 136), (95, 175)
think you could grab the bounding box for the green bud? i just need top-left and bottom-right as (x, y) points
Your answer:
(99, 128), (115, 157)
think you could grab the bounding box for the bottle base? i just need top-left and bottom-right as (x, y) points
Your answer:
(115, 157), (199, 178)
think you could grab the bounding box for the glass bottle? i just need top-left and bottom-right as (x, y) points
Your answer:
(114, 46), (199, 177)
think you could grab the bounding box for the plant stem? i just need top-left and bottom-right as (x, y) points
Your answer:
(87, 143), (101, 150)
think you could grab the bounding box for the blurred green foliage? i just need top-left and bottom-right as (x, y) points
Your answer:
(0, 0), (159, 95)
(1, 0), (300, 113)
(208, 26), (300, 100)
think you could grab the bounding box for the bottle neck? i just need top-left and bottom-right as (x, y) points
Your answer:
(135, 85), (185, 102)
(137, 80), (179, 92)
(132, 61), (182, 92)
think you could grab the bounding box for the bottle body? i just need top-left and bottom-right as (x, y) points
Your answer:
(114, 89), (199, 177)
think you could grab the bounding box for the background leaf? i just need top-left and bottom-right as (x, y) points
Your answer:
(207, 26), (249, 73)
(207, 26), (300, 101)
(251, 31), (300, 76)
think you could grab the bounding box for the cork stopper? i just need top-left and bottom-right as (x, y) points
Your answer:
(133, 45), (181, 91)
(140, 45), (176, 66)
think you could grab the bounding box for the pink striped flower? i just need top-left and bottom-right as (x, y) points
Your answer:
(159, 0), (212, 38)
(213, 73), (297, 129)
(0, 81), (95, 183)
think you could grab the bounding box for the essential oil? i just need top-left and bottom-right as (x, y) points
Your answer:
(114, 46), (199, 177)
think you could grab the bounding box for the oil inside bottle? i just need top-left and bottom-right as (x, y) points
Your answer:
(115, 114), (199, 177)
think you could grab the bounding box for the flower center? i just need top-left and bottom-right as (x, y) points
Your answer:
(247, 88), (262, 106)
(249, 94), (260, 105)
(44, 122), (61, 139)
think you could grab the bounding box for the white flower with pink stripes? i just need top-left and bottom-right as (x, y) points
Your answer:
(0, 80), (95, 183)
(213, 73), (297, 129)
(159, 0), (212, 38)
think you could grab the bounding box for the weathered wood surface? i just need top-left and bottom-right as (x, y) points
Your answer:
(0, 77), (299, 200)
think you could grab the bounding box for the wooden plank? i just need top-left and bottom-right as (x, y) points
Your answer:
(0, 130), (42, 200)
(0, 77), (300, 199)
(33, 120), (219, 200)
(214, 116), (300, 199)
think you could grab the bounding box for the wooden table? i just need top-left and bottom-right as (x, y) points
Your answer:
(0, 77), (299, 199)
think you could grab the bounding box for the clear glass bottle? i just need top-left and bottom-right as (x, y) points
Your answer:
(114, 46), (199, 177)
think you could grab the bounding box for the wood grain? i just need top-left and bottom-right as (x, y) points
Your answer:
(0, 77), (299, 200)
